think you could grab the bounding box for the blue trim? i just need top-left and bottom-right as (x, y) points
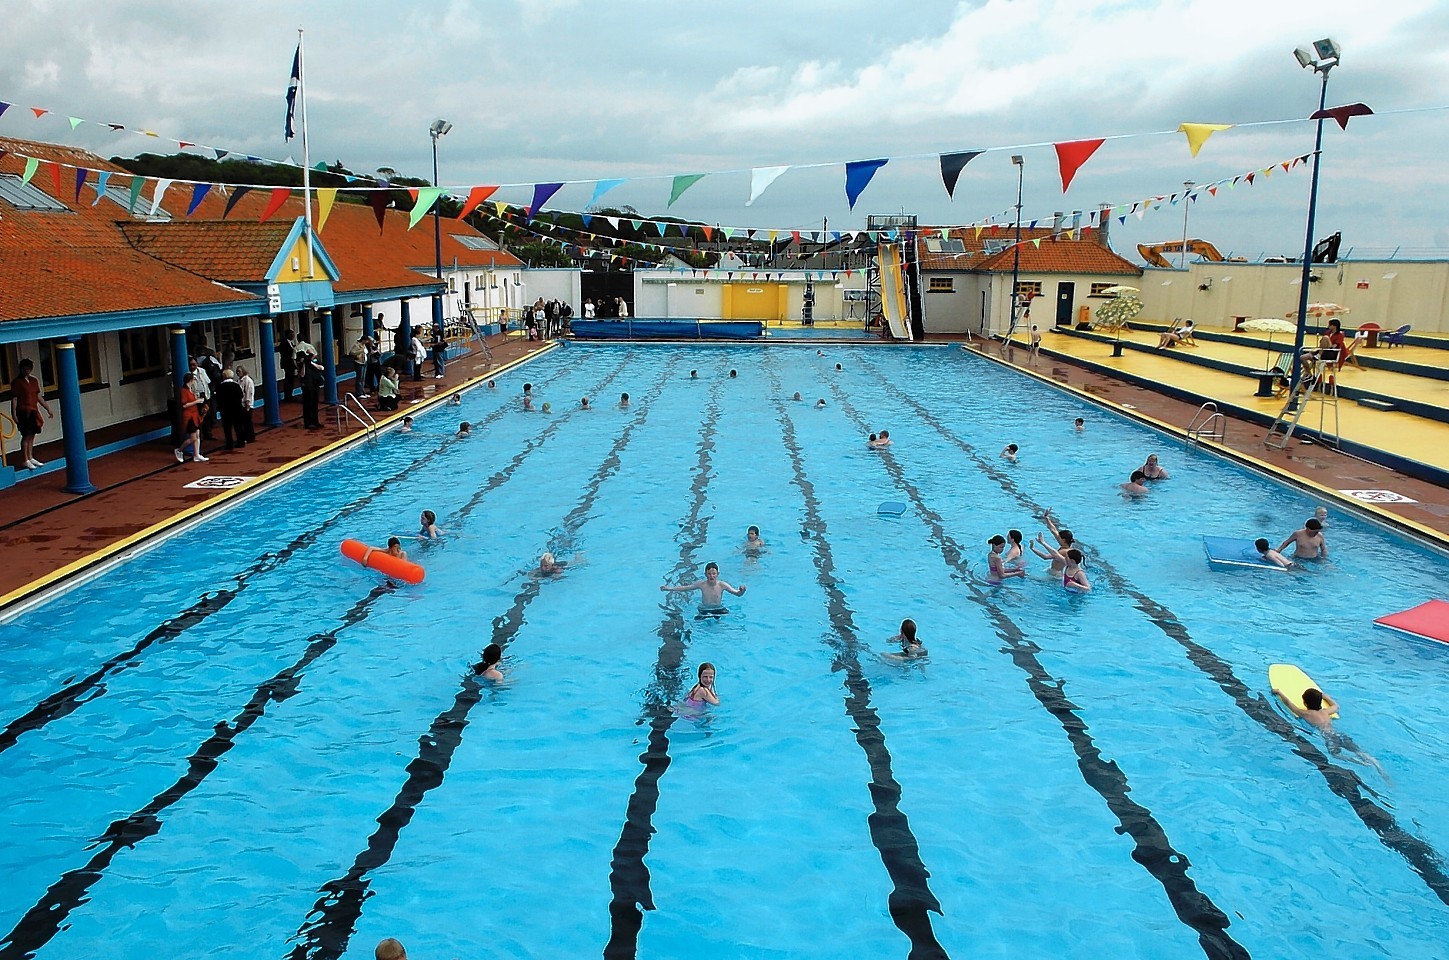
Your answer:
(263, 219), (342, 283)
(332, 283), (444, 304)
(0, 299), (262, 346)
(570, 319), (764, 340)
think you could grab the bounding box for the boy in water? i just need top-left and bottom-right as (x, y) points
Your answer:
(743, 526), (766, 555)
(1279, 517), (1328, 561)
(1120, 470), (1150, 497)
(1254, 538), (1294, 570)
(660, 561), (746, 611)
(1274, 684), (1384, 775)
(385, 537), (407, 560)
(1001, 443), (1019, 463)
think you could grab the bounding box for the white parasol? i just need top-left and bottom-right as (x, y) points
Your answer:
(1284, 302), (1351, 319)
(1242, 317), (1299, 366)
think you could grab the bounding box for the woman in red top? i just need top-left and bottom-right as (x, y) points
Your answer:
(1325, 318), (1348, 369)
(9, 357), (53, 470)
(175, 373), (209, 463)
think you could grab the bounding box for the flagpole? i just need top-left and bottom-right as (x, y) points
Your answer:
(298, 27), (315, 278)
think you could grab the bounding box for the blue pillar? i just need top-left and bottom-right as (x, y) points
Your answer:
(257, 318), (283, 427)
(54, 339), (96, 495)
(169, 326), (190, 395)
(398, 299), (412, 366)
(362, 303), (375, 342)
(431, 292), (445, 335)
(320, 308), (338, 405)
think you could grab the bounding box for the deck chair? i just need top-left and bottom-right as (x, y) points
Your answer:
(1267, 352), (1295, 396)
(1381, 324), (1411, 347)
(1340, 332), (1364, 369)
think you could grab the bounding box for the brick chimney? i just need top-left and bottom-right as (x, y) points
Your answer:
(1052, 211), (1064, 239)
(1097, 203), (1112, 248)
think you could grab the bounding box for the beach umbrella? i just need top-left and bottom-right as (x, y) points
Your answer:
(1101, 285), (1140, 296)
(1243, 317), (1299, 365)
(1284, 302), (1351, 318)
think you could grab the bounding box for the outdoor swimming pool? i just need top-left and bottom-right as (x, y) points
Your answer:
(2, 343), (1448, 960)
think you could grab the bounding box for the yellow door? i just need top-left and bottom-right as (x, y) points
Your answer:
(724, 283), (779, 320)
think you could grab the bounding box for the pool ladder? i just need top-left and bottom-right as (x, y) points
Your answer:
(336, 394), (378, 442)
(1186, 402), (1226, 446)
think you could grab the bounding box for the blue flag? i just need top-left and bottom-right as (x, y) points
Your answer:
(284, 44), (300, 141)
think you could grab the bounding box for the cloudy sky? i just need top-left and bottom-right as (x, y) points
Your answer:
(4, 0), (1447, 262)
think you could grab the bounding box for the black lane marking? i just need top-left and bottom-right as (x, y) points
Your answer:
(826, 378), (1248, 960)
(767, 363), (950, 960)
(604, 368), (725, 960)
(0, 584), (396, 960)
(865, 355), (1449, 909)
(285, 354), (677, 960)
(0, 363), (582, 756)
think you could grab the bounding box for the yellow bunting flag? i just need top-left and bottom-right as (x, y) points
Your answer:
(316, 188), (338, 234)
(1177, 123), (1234, 158)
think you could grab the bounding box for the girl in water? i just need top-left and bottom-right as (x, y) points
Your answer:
(1004, 529), (1027, 573)
(418, 510), (443, 540)
(684, 663), (719, 708)
(885, 619), (927, 660)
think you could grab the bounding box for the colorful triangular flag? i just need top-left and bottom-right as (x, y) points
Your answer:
(844, 159), (888, 209)
(938, 150), (982, 198)
(747, 166), (789, 206)
(1054, 139), (1104, 192)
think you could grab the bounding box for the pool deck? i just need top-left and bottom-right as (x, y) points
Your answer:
(3, 322), (1449, 608)
(0, 331), (555, 606)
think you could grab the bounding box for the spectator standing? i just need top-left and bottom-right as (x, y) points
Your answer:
(189, 356), (214, 439)
(236, 364), (257, 443)
(300, 352), (324, 429)
(277, 328), (298, 400)
(410, 331), (426, 382)
(583, 298), (596, 319)
(431, 329), (447, 378)
(364, 335), (382, 395)
(348, 337), (369, 395)
(9, 358), (53, 469)
(215, 368), (247, 450)
(617, 296), (630, 318)
(174, 372), (208, 462)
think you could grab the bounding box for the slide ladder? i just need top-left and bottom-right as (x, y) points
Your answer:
(1266, 356), (1340, 450)
(876, 244), (912, 341)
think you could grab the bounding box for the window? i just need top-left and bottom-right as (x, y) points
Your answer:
(1015, 281), (1042, 300)
(453, 234), (499, 251)
(211, 317), (253, 358)
(0, 344), (22, 401)
(119, 327), (167, 380)
(1090, 282), (1116, 297)
(924, 239), (965, 254)
(99, 183), (172, 220)
(928, 276), (955, 293)
(37, 336), (101, 390)
(0, 173), (70, 212)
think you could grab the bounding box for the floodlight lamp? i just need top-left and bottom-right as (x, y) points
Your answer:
(430, 119), (453, 138)
(1312, 38), (1341, 65)
(1010, 155), (1024, 166)
(1294, 47), (1314, 69)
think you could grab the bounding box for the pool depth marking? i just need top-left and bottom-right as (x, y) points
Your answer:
(868, 354), (1449, 910)
(768, 363), (950, 960)
(285, 355), (674, 960)
(0, 362), (582, 757)
(0, 584), (396, 960)
(825, 379), (1249, 960)
(604, 368), (726, 960)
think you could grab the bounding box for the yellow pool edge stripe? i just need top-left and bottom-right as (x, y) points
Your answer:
(0, 344), (554, 613)
(965, 342), (1449, 551)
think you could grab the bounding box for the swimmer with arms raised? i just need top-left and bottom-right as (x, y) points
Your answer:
(1033, 534), (1091, 591)
(660, 561), (745, 613)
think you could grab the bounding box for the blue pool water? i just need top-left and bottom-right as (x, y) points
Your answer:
(2, 343), (1448, 960)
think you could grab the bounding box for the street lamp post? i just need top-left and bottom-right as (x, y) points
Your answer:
(1009, 155), (1024, 342)
(1179, 180), (1194, 269)
(429, 119), (452, 343)
(1288, 38), (1340, 399)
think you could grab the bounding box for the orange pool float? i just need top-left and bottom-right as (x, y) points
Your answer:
(340, 538), (426, 584)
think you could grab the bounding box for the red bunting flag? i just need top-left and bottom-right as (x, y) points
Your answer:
(31, 108), (48, 118)
(456, 185), (498, 220)
(1245, 172), (1255, 185)
(1310, 102), (1373, 130)
(258, 187), (291, 222)
(47, 161), (62, 198)
(1054, 139), (1104, 192)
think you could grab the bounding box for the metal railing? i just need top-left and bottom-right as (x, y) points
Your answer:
(0, 411), (14, 466)
(1186, 402), (1226, 445)
(335, 393), (378, 442)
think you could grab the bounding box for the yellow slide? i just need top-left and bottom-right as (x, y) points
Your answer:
(877, 244), (912, 342)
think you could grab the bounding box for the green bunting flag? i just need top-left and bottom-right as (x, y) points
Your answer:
(668, 173), (705, 207)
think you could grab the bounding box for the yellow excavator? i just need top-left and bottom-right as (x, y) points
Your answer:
(1137, 239), (1226, 268)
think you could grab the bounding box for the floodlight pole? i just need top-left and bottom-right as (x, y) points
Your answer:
(430, 120), (450, 340)
(1289, 49), (1335, 401)
(1009, 155), (1024, 341)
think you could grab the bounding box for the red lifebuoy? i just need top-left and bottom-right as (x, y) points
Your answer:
(340, 538), (425, 584)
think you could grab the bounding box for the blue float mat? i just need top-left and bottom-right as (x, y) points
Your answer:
(878, 501), (906, 517)
(1202, 536), (1286, 572)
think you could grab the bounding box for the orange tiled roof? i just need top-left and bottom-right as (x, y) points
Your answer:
(916, 224), (1140, 276)
(121, 221), (294, 282)
(0, 137), (258, 322)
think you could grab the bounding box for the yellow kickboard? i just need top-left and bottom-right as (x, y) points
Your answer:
(1268, 662), (1339, 718)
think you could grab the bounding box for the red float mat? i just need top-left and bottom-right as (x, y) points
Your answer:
(1373, 599), (1449, 645)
